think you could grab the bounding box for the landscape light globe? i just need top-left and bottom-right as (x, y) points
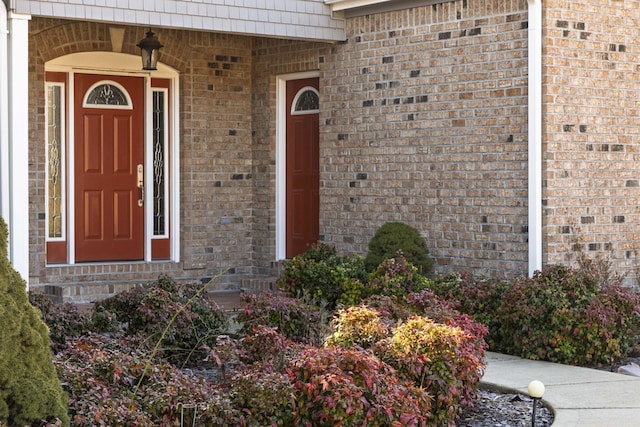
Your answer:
(528, 380), (545, 398)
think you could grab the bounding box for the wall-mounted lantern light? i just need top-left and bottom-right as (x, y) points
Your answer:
(137, 30), (163, 70)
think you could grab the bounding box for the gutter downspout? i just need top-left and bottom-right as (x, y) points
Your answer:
(528, 0), (543, 276)
(0, 2), (8, 226)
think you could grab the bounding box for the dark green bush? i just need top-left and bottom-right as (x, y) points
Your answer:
(0, 217), (69, 426)
(365, 222), (434, 275)
(277, 243), (367, 309)
(94, 275), (228, 364)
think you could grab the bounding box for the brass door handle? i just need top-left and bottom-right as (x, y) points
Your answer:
(137, 164), (144, 207)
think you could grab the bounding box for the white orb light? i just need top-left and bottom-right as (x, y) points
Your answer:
(528, 380), (545, 398)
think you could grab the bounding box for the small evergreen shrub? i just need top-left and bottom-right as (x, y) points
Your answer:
(366, 253), (430, 299)
(365, 222), (434, 274)
(237, 291), (326, 345)
(94, 276), (228, 364)
(0, 217), (69, 426)
(426, 263), (640, 368)
(277, 243), (367, 309)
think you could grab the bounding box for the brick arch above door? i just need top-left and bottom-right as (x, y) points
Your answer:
(31, 20), (189, 73)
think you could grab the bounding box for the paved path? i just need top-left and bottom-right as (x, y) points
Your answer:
(484, 352), (640, 426)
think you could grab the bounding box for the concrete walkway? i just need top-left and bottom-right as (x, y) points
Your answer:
(484, 352), (640, 426)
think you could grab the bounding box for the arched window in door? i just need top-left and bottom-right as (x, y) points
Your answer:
(291, 87), (319, 115)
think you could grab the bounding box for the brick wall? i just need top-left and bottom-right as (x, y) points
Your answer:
(319, 0), (530, 279)
(542, 0), (640, 283)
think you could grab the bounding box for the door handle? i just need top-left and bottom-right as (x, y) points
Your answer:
(137, 164), (144, 207)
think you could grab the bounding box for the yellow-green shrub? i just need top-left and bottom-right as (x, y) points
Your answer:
(377, 316), (484, 427)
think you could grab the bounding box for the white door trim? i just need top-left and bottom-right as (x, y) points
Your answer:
(275, 70), (319, 261)
(45, 52), (181, 264)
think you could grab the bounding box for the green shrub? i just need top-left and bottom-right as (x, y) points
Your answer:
(288, 346), (432, 426)
(365, 222), (433, 275)
(367, 253), (430, 299)
(94, 276), (228, 365)
(0, 217), (69, 426)
(493, 264), (640, 365)
(277, 243), (367, 310)
(237, 291), (326, 345)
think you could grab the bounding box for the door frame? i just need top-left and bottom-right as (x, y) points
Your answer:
(45, 52), (181, 264)
(275, 71), (320, 260)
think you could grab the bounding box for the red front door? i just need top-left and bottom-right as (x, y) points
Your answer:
(74, 74), (145, 261)
(286, 78), (320, 258)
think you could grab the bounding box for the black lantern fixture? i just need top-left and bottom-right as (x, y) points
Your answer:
(137, 30), (163, 70)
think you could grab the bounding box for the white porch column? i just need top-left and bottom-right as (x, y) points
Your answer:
(0, 3), (9, 232)
(6, 11), (30, 285)
(528, 0), (543, 276)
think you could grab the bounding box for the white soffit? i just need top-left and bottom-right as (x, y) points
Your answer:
(326, 0), (441, 17)
(325, 0), (392, 11)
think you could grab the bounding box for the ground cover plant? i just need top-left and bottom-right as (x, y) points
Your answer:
(33, 246), (489, 426)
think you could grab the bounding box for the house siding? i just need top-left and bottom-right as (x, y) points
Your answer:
(542, 0), (640, 282)
(14, 0), (346, 41)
